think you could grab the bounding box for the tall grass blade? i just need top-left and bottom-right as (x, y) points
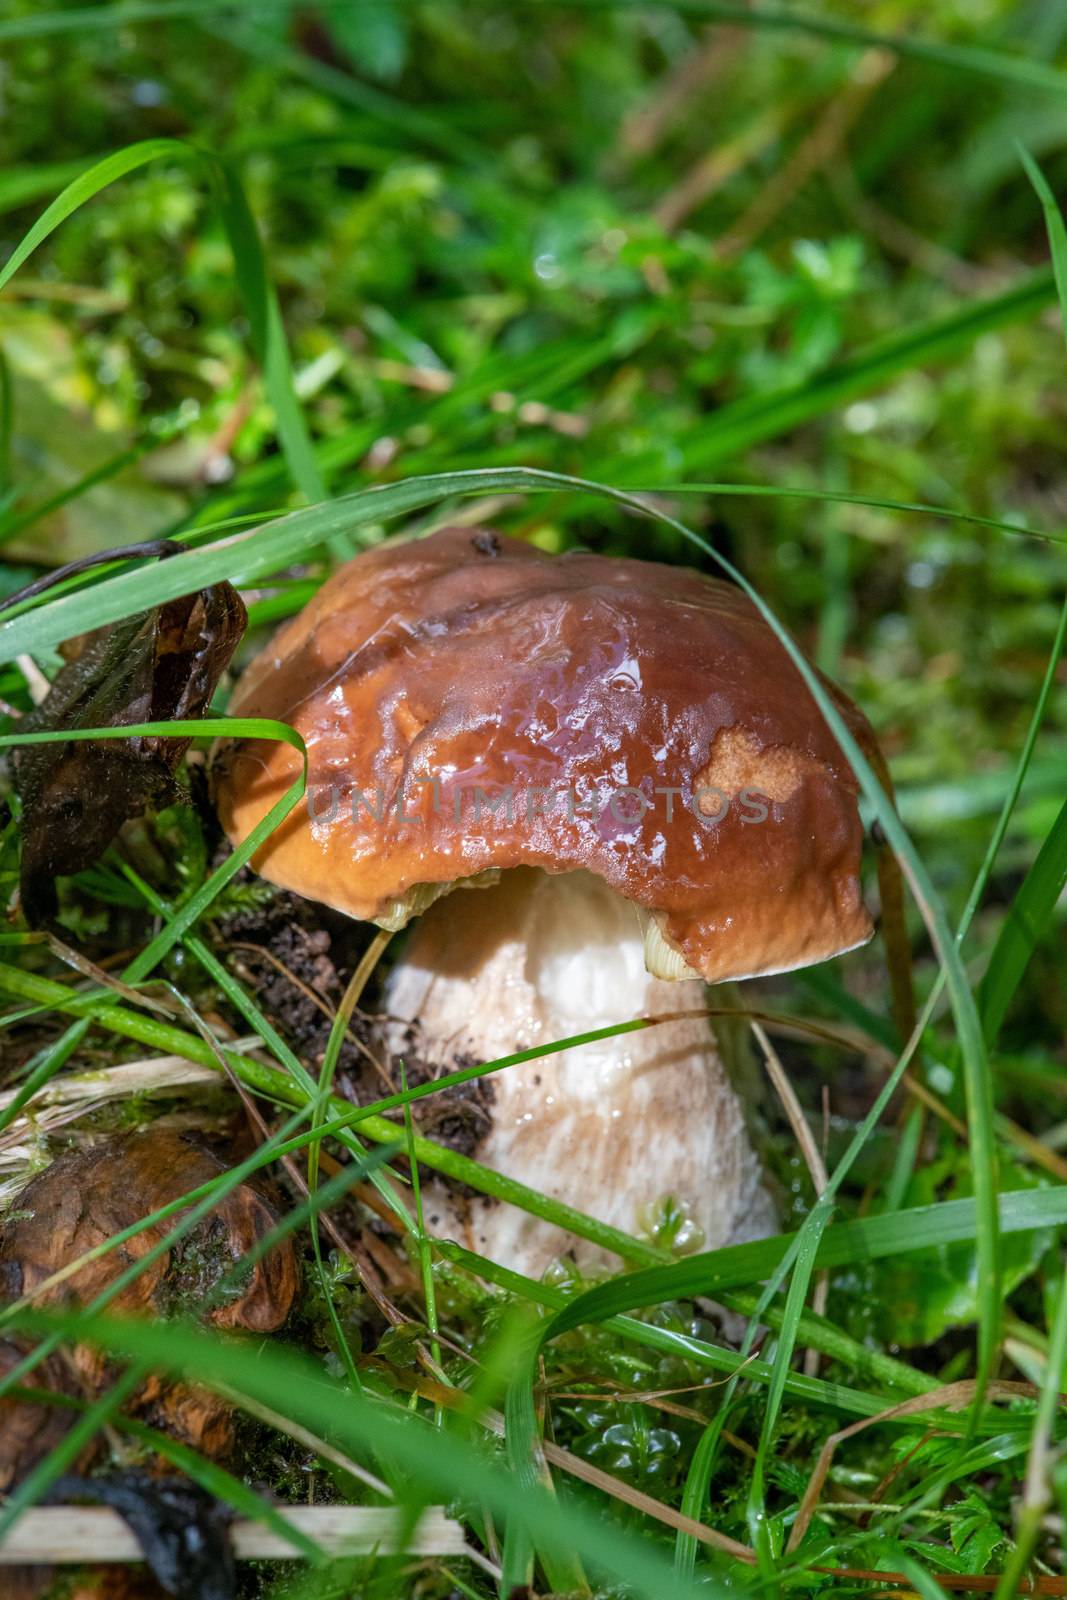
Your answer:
(978, 798), (1067, 1046)
(0, 141), (324, 521)
(547, 1), (1067, 95)
(0, 467), (1058, 664)
(4, 1307), (726, 1600)
(679, 270), (1055, 470)
(977, 153), (1067, 1048)
(1019, 146), (1067, 341)
(9, 1), (1067, 98)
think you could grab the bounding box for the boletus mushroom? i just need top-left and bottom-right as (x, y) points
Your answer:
(214, 527), (880, 1274)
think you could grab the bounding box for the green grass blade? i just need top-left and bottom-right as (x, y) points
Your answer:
(0, 140), (188, 290)
(993, 1264), (1067, 1596)
(1018, 146), (1067, 344)
(0, 140), (324, 521)
(210, 157), (328, 510)
(0, 1018), (90, 1135)
(978, 797), (1067, 1046)
(958, 598), (1067, 944)
(657, 483), (1060, 547)
(0, 347), (11, 496)
(4, 1307), (728, 1600)
(2, 466), (1060, 665)
(0, 716), (307, 981)
(0, 959), (665, 1266)
(678, 269), (1055, 471)
(541, 0), (1067, 96)
(0, 0), (297, 41)
(976, 151), (1067, 1049)
(746, 1200), (833, 1578)
(522, 1187), (1062, 1345)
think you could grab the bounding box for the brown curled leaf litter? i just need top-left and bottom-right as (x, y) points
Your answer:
(0, 1128), (298, 1475)
(10, 541), (246, 926)
(0, 1337), (82, 1494)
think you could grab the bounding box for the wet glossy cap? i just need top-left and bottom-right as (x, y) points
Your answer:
(214, 527), (877, 982)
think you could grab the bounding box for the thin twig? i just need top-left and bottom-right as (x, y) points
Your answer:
(787, 1379), (1063, 1554)
(716, 47), (895, 259)
(0, 1504), (467, 1561)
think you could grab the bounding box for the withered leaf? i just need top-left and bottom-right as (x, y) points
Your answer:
(9, 542), (246, 926)
(48, 1473), (235, 1600)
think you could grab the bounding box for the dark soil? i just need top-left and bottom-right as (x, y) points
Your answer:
(213, 885), (494, 1161)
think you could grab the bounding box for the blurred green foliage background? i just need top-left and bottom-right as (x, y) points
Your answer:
(1, 6), (1066, 1585)
(2, 6), (1064, 928)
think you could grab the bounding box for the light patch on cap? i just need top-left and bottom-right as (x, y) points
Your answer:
(696, 725), (829, 811)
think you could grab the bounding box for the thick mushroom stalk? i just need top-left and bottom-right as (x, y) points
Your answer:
(386, 868), (774, 1275)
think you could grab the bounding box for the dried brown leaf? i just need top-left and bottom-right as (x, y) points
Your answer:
(8, 542), (245, 925)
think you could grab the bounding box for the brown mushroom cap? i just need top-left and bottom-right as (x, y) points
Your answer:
(215, 527), (877, 982)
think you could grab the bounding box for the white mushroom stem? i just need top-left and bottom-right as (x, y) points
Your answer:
(384, 868), (774, 1277)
